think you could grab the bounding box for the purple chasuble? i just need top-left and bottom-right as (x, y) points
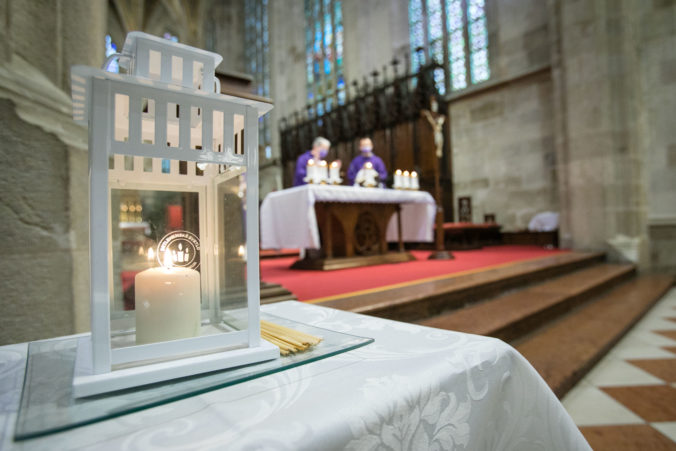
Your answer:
(293, 150), (315, 186)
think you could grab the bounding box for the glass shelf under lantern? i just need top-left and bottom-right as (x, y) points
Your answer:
(70, 32), (275, 398)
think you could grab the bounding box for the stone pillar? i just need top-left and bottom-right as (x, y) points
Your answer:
(549, 0), (650, 267)
(0, 0), (106, 344)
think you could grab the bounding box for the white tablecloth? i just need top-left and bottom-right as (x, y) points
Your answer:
(260, 185), (436, 250)
(0, 302), (590, 450)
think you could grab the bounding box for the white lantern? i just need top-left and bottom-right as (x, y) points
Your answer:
(70, 32), (278, 397)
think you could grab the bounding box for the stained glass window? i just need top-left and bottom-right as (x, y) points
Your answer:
(244, 0), (271, 154)
(408, 0), (490, 92)
(305, 0), (344, 111)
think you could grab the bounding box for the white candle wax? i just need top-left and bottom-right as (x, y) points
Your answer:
(318, 160), (329, 183)
(329, 163), (340, 183)
(135, 266), (201, 345)
(306, 159), (316, 183)
(394, 170), (403, 189)
(402, 171), (411, 189)
(410, 171), (420, 190)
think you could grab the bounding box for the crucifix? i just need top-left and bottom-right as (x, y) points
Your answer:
(422, 95), (453, 260)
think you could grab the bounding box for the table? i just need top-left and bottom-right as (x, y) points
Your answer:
(260, 185), (436, 270)
(0, 302), (590, 450)
(441, 222), (503, 250)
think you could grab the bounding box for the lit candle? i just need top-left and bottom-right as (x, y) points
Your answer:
(410, 171), (420, 190)
(363, 162), (377, 187)
(135, 252), (201, 345)
(402, 170), (411, 189)
(318, 160), (329, 184)
(306, 159), (316, 184)
(394, 169), (403, 189)
(329, 161), (341, 184)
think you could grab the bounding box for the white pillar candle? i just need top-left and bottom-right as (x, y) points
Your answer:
(306, 159), (316, 183)
(410, 171), (420, 190)
(364, 162), (378, 187)
(318, 160), (329, 183)
(402, 170), (411, 189)
(135, 258), (201, 345)
(394, 169), (403, 189)
(329, 161), (341, 184)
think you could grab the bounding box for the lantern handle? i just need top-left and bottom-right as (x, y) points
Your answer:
(102, 53), (132, 73)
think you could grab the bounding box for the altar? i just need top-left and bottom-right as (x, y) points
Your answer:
(260, 185), (436, 270)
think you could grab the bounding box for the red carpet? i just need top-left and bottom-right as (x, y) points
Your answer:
(260, 245), (568, 302)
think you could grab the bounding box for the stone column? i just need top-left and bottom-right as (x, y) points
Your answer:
(549, 0), (650, 268)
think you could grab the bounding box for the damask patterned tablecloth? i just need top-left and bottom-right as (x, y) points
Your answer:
(0, 301), (590, 450)
(260, 184), (436, 249)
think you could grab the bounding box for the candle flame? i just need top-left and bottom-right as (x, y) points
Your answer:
(395, 169), (402, 175)
(147, 247), (155, 261)
(403, 170), (410, 176)
(162, 251), (174, 269)
(307, 159), (315, 166)
(237, 244), (246, 258)
(411, 171), (418, 178)
(319, 160), (328, 167)
(330, 161), (339, 168)
(364, 162), (374, 169)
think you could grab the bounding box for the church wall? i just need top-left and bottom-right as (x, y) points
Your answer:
(449, 0), (557, 230)
(637, 0), (676, 272)
(342, 0), (410, 84)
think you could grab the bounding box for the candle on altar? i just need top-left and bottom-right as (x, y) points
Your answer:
(306, 159), (316, 183)
(329, 161), (341, 184)
(393, 169), (403, 189)
(402, 170), (411, 189)
(363, 161), (378, 187)
(410, 171), (420, 190)
(318, 160), (329, 183)
(135, 251), (201, 345)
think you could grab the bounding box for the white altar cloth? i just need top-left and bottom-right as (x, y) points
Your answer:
(0, 302), (590, 450)
(260, 184), (436, 250)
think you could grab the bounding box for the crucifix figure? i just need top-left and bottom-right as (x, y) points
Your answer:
(422, 95), (453, 260)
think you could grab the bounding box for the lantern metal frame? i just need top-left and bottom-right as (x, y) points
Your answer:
(70, 32), (277, 398)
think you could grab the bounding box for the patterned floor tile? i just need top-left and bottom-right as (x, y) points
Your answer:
(602, 385), (676, 422)
(628, 359), (676, 383)
(658, 331), (676, 342)
(580, 424), (676, 450)
(562, 383), (643, 426)
(584, 358), (665, 387)
(653, 422), (676, 444)
(663, 346), (676, 355)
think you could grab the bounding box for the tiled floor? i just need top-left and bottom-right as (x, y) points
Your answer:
(562, 287), (676, 450)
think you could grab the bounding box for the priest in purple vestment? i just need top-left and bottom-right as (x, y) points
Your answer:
(347, 137), (388, 186)
(293, 137), (332, 186)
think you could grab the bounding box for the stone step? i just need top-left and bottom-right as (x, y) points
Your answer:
(321, 251), (605, 322)
(516, 274), (675, 398)
(418, 263), (636, 342)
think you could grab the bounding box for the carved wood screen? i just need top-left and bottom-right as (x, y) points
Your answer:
(279, 60), (455, 221)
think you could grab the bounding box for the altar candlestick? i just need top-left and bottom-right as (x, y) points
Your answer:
(410, 171), (420, 190)
(394, 169), (403, 189)
(329, 161), (341, 184)
(135, 252), (201, 345)
(318, 160), (329, 184)
(306, 159), (316, 183)
(402, 170), (411, 189)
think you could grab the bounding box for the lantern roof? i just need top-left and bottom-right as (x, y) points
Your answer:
(120, 32), (223, 70)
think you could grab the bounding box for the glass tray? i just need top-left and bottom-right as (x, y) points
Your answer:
(14, 313), (373, 440)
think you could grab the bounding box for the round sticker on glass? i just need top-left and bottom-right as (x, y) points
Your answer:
(157, 231), (201, 270)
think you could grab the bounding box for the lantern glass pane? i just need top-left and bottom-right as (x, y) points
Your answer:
(107, 160), (251, 355)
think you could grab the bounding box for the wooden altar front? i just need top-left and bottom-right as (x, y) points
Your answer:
(291, 201), (415, 271)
